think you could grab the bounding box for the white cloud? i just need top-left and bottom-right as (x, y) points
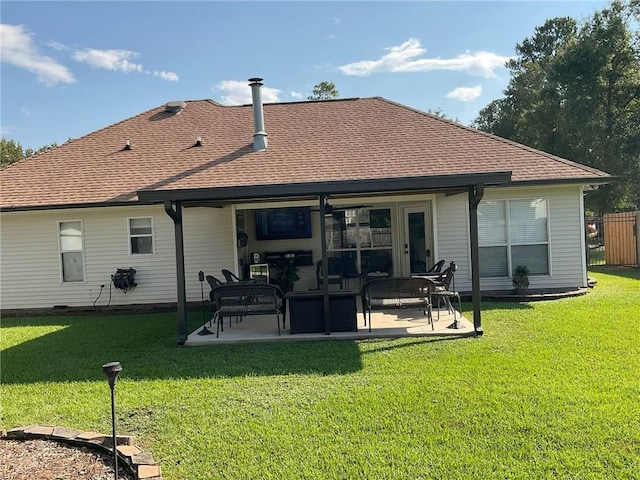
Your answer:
(154, 71), (179, 82)
(290, 91), (304, 100)
(0, 24), (75, 86)
(446, 85), (483, 102)
(214, 80), (282, 105)
(72, 48), (143, 73)
(339, 38), (511, 78)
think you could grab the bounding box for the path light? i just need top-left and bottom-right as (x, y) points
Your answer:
(102, 361), (122, 480)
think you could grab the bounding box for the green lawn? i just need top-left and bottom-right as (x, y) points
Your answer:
(2, 268), (639, 479)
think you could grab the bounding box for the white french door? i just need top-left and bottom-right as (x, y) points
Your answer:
(402, 205), (434, 276)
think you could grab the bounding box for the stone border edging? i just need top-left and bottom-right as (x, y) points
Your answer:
(1, 425), (162, 480)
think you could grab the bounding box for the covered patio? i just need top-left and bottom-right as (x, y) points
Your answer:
(139, 172), (512, 345)
(185, 302), (473, 345)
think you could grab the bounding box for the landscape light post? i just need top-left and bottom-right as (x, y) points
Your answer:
(102, 361), (122, 480)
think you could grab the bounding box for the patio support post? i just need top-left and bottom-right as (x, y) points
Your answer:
(164, 200), (188, 345)
(468, 184), (485, 336)
(319, 194), (331, 334)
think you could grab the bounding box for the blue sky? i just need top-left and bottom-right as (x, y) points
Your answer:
(2, 1), (609, 150)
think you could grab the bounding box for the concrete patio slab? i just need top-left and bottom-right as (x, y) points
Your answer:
(185, 307), (474, 345)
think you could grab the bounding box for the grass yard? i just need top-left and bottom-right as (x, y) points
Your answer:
(2, 268), (639, 479)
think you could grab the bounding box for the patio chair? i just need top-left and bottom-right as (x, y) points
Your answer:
(206, 275), (225, 290)
(427, 259), (446, 273)
(221, 269), (242, 283)
(316, 257), (344, 290)
(431, 262), (461, 326)
(203, 275), (226, 329)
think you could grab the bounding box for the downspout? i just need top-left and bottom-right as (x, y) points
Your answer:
(319, 194), (331, 334)
(164, 200), (188, 345)
(468, 184), (484, 336)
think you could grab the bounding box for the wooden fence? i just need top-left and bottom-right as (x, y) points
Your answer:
(587, 212), (639, 267)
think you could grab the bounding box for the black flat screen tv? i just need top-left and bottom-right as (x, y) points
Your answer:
(255, 207), (312, 240)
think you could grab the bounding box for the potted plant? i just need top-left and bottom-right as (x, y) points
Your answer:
(276, 258), (300, 293)
(512, 265), (530, 295)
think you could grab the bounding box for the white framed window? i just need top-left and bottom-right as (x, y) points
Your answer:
(59, 220), (85, 282)
(128, 217), (154, 255)
(478, 198), (549, 277)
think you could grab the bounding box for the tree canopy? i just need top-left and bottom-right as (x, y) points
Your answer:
(308, 81), (339, 100)
(1, 138), (58, 168)
(473, 0), (640, 213)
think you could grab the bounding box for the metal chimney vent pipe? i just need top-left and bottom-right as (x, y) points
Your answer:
(248, 77), (268, 151)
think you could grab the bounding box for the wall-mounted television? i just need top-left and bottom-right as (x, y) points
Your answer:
(255, 207), (312, 241)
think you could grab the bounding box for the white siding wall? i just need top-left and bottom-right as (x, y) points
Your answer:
(432, 192), (472, 290)
(0, 205), (236, 309)
(433, 185), (587, 292)
(0, 185), (587, 310)
(183, 206), (236, 301)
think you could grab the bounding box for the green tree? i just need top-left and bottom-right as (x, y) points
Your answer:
(473, 0), (640, 212)
(1, 138), (59, 168)
(308, 81), (339, 100)
(426, 108), (459, 123)
(0, 138), (24, 168)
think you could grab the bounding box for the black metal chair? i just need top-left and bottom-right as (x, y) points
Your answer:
(431, 262), (461, 325)
(204, 275), (226, 328)
(221, 269), (242, 283)
(206, 275), (225, 291)
(427, 259), (446, 273)
(316, 257), (344, 290)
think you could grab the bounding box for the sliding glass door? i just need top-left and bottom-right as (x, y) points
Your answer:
(325, 207), (393, 276)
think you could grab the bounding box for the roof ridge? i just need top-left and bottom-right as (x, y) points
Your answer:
(242, 97), (362, 107)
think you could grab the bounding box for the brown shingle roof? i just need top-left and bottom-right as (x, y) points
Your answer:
(0, 97), (609, 210)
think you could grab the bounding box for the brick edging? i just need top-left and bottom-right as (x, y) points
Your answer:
(1, 425), (162, 480)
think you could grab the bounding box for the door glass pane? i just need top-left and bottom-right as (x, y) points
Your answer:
(325, 212), (346, 249)
(358, 210), (372, 248)
(408, 212), (427, 273)
(512, 244), (549, 275)
(479, 246), (508, 277)
(370, 209), (392, 247)
(361, 249), (393, 276)
(344, 210), (358, 248)
(340, 252), (358, 275)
